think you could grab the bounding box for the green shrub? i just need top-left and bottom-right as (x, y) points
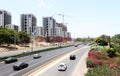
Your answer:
(111, 44), (120, 53)
(86, 58), (96, 68)
(107, 48), (116, 58)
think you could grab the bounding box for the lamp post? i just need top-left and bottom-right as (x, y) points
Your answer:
(14, 31), (17, 49)
(31, 29), (36, 52)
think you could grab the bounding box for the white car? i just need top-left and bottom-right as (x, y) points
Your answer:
(58, 63), (67, 71)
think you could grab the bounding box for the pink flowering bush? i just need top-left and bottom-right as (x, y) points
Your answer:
(87, 50), (120, 68)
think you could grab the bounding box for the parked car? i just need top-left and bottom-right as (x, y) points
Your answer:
(70, 55), (76, 60)
(58, 63), (67, 71)
(4, 57), (18, 64)
(33, 54), (41, 59)
(13, 62), (29, 70)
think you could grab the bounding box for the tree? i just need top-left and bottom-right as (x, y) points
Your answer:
(99, 34), (110, 44)
(18, 31), (30, 45)
(111, 34), (120, 52)
(0, 27), (18, 46)
(95, 34), (110, 46)
(112, 34), (120, 45)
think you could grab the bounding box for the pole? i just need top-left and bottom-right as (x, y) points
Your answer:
(14, 31), (16, 49)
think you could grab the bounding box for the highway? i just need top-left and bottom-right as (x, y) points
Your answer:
(25, 45), (89, 76)
(0, 44), (88, 76)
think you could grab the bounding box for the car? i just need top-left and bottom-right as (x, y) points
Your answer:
(33, 54), (41, 59)
(58, 63), (67, 71)
(70, 55), (76, 60)
(13, 62), (29, 70)
(74, 44), (78, 47)
(4, 57), (18, 64)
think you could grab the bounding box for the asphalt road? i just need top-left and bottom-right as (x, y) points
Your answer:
(29, 46), (89, 76)
(0, 44), (85, 76)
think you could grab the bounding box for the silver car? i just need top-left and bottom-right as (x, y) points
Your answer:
(33, 54), (41, 59)
(58, 63), (67, 71)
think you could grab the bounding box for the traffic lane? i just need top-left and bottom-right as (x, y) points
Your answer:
(32, 46), (89, 76)
(0, 45), (84, 76)
(0, 44), (82, 68)
(10, 45), (85, 76)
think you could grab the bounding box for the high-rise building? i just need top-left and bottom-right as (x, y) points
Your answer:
(43, 17), (56, 41)
(36, 26), (44, 36)
(21, 14), (36, 34)
(67, 32), (71, 38)
(0, 10), (11, 27)
(55, 23), (63, 37)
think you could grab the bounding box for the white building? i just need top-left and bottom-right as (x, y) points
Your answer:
(36, 26), (44, 36)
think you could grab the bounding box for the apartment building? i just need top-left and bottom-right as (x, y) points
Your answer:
(0, 10), (11, 27)
(43, 17), (56, 37)
(36, 26), (44, 36)
(21, 14), (36, 35)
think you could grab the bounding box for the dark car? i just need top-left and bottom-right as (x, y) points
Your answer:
(70, 55), (76, 60)
(33, 54), (41, 59)
(13, 62), (29, 70)
(4, 57), (18, 64)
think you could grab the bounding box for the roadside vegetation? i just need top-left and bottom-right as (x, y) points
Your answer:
(85, 34), (120, 76)
(0, 26), (30, 47)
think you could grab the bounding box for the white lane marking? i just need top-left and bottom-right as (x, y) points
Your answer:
(24, 46), (88, 76)
(0, 61), (4, 63)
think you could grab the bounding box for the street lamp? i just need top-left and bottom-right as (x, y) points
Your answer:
(31, 30), (36, 52)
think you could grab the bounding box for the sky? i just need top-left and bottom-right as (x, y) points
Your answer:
(0, 0), (120, 38)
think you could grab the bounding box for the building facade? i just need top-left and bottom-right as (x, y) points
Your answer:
(67, 32), (71, 38)
(0, 10), (11, 27)
(43, 17), (71, 42)
(21, 14), (36, 35)
(5, 24), (19, 32)
(43, 17), (56, 42)
(55, 23), (63, 37)
(36, 26), (44, 36)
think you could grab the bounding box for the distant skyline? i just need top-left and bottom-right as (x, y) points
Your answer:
(0, 0), (120, 38)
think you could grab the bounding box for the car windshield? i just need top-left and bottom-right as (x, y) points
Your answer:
(34, 54), (39, 56)
(59, 65), (64, 67)
(15, 62), (22, 66)
(6, 58), (12, 60)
